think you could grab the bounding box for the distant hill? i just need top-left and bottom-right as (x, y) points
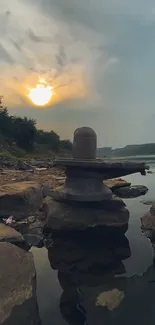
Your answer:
(97, 143), (155, 157)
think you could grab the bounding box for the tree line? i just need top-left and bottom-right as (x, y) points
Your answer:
(0, 105), (72, 152)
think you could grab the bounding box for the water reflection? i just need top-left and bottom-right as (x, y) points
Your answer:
(47, 233), (131, 325)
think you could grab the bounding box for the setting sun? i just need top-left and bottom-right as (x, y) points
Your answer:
(28, 80), (53, 106)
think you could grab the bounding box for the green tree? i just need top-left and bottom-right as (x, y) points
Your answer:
(0, 98), (72, 154)
(0, 107), (13, 140)
(12, 117), (36, 150)
(59, 139), (72, 151)
(36, 129), (60, 151)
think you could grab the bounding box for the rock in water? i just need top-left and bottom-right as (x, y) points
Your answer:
(0, 223), (24, 243)
(114, 185), (148, 198)
(0, 243), (41, 325)
(0, 181), (43, 219)
(141, 205), (155, 231)
(141, 200), (155, 206)
(147, 170), (155, 174)
(104, 179), (131, 191)
(141, 205), (155, 261)
(96, 289), (125, 310)
(141, 213), (155, 231)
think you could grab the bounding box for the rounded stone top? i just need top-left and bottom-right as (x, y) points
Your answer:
(73, 126), (97, 160)
(74, 127), (97, 138)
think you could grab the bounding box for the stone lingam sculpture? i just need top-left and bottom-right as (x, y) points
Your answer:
(46, 127), (148, 234)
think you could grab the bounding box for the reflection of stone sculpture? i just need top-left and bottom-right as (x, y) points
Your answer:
(59, 288), (87, 325)
(47, 233), (131, 325)
(46, 127), (147, 234)
(48, 235), (130, 286)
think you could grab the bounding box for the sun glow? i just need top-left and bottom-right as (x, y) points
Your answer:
(28, 79), (53, 106)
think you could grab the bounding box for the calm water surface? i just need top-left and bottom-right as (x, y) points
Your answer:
(32, 161), (155, 325)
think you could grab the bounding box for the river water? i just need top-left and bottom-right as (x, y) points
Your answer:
(32, 160), (155, 325)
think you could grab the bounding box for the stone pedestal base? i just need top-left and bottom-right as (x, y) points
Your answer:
(44, 197), (129, 234)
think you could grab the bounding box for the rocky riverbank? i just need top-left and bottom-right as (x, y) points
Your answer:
(0, 164), (149, 252)
(0, 164), (149, 224)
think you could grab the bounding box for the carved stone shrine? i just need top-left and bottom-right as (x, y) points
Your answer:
(46, 127), (148, 234)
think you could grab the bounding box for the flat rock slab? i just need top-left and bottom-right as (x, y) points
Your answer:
(0, 223), (24, 243)
(0, 243), (41, 325)
(114, 185), (148, 198)
(0, 181), (43, 219)
(45, 197), (129, 232)
(104, 179), (131, 191)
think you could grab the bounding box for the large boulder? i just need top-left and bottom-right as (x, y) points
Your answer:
(141, 205), (155, 262)
(141, 211), (155, 231)
(0, 181), (43, 219)
(45, 197), (129, 234)
(0, 223), (24, 243)
(0, 243), (41, 325)
(141, 205), (155, 232)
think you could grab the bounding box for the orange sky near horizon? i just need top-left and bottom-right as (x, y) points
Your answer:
(0, 62), (90, 109)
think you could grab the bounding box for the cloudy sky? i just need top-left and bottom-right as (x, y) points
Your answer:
(0, 0), (155, 147)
